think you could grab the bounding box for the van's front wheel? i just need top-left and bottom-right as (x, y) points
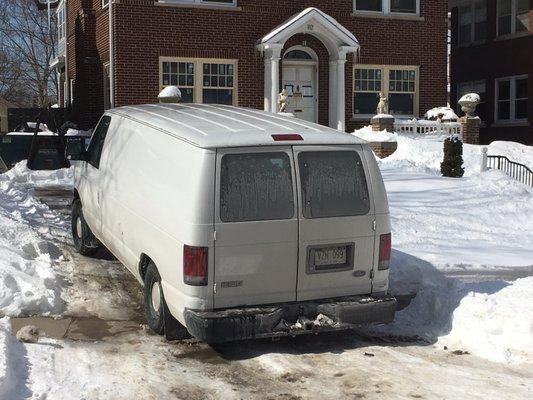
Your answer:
(144, 263), (189, 340)
(72, 199), (99, 257)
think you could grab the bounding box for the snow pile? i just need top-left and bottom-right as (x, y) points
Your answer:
(376, 136), (533, 365)
(352, 125), (398, 142)
(0, 162), (71, 316)
(488, 141), (533, 168)
(379, 134), (533, 175)
(424, 106), (459, 121)
(443, 277), (533, 364)
(1, 160), (73, 190)
(387, 263), (533, 364)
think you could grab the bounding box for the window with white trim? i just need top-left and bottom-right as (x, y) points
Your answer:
(102, 0), (109, 8)
(159, 0), (236, 6)
(495, 76), (528, 122)
(457, 80), (486, 121)
(354, 66), (418, 117)
(57, 3), (66, 43)
(458, 1), (486, 45)
(497, 0), (530, 36)
(354, 0), (419, 14)
(160, 58), (237, 105)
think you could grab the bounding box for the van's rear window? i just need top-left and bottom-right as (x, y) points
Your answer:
(220, 153), (294, 222)
(298, 151), (370, 219)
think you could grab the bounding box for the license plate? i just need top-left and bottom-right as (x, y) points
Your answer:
(314, 246), (347, 266)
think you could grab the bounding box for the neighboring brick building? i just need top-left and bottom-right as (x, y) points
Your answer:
(48, 0), (447, 131)
(450, 0), (532, 145)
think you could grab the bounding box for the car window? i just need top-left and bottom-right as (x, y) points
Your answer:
(298, 151), (370, 219)
(86, 116), (111, 169)
(220, 152), (294, 222)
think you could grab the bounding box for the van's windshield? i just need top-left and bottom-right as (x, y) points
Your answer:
(298, 151), (370, 218)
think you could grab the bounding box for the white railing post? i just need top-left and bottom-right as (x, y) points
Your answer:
(480, 146), (488, 172)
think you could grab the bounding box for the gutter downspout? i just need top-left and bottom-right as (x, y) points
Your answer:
(109, 0), (115, 108)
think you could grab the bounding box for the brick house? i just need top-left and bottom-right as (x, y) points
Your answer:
(46, 0), (447, 132)
(450, 0), (532, 145)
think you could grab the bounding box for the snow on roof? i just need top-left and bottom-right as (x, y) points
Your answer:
(109, 104), (365, 149)
(258, 8), (359, 48)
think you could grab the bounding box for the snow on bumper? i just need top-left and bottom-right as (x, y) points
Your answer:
(184, 295), (397, 343)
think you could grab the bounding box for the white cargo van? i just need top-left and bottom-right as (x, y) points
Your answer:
(67, 104), (396, 342)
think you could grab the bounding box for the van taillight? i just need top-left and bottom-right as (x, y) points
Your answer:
(183, 245), (208, 286)
(378, 233), (391, 270)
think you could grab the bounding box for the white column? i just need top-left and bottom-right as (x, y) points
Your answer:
(270, 57), (280, 113)
(336, 58), (347, 132)
(264, 59), (272, 112)
(329, 60), (338, 129)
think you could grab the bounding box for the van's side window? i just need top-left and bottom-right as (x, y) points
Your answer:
(298, 151), (370, 218)
(220, 153), (294, 222)
(86, 116), (112, 169)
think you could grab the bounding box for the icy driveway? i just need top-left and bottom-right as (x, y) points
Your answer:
(1, 143), (533, 399)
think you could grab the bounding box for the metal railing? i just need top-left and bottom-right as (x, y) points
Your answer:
(394, 120), (463, 136)
(482, 151), (533, 187)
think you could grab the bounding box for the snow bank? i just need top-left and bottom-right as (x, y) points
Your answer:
(352, 126), (398, 142)
(1, 160), (73, 190)
(386, 263), (533, 365)
(377, 136), (533, 365)
(0, 162), (72, 316)
(378, 134), (533, 175)
(443, 277), (533, 364)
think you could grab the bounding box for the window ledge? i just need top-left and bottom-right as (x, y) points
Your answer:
(494, 31), (531, 42)
(156, 1), (241, 11)
(351, 12), (424, 21)
(491, 121), (530, 128)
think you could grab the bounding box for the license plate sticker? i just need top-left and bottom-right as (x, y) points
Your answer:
(314, 246), (347, 266)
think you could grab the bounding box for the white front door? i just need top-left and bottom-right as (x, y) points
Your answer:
(282, 64), (317, 123)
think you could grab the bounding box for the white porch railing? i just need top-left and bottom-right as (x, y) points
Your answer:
(394, 119), (463, 136)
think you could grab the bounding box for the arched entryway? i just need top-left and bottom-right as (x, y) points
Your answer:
(282, 46), (318, 123)
(257, 7), (359, 131)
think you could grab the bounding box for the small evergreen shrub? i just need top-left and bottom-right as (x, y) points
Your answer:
(441, 136), (464, 178)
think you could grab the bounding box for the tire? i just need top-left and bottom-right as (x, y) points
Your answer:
(144, 262), (189, 340)
(71, 199), (99, 257)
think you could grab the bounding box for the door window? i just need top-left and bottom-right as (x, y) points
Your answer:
(220, 152), (294, 222)
(86, 115), (111, 169)
(298, 151), (370, 219)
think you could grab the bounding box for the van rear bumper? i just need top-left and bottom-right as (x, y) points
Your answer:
(184, 295), (397, 343)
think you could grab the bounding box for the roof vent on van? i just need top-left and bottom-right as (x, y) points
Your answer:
(158, 86), (182, 103)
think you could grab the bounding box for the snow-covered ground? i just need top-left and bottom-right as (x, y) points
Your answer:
(0, 134), (532, 399)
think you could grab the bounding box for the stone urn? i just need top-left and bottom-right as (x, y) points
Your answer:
(458, 93), (480, 117)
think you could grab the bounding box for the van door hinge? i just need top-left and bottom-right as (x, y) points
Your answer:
(213, 230), (217, 241)
(372, 220), (376, 231)
(213, 283), (217, 294)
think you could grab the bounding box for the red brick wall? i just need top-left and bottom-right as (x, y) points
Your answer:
(67, 0), (448, 131)
(451, 2), (533, 145)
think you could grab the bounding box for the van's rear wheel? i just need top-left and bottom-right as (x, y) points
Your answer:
(144, 262), (189, 340)
(72, 199), (99, 257)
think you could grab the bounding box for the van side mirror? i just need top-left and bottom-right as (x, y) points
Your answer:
(65, 137), (87, 161)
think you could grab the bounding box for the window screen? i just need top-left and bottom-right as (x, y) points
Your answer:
(87, 116), (111, 169)
(298, 151), (370, 219)
(220, 153), (294, 222)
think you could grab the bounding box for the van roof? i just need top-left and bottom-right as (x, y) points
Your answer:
(108, 104), (366, 149)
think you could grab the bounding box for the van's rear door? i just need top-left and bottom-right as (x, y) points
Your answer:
(293, 145), (375, 301)
(213, 147), (298, 309)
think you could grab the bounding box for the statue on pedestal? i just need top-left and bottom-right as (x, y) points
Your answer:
(376, 92), (389, 115)
(278, 89), (288, 113)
